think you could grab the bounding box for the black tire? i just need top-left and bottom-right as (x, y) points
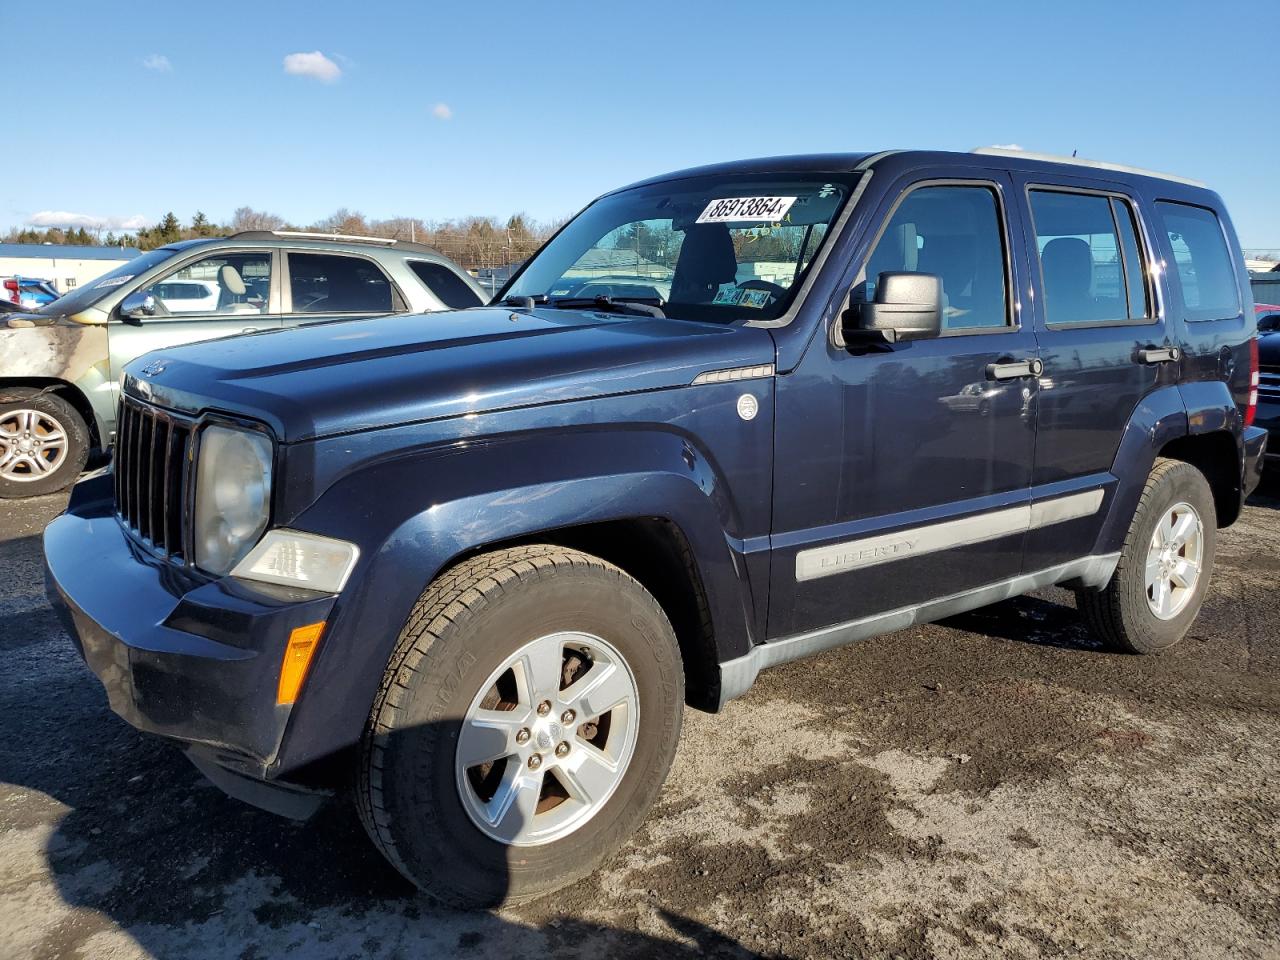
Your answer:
(356, 545), (684, 907)
(1076, 458), (1216, 654)
(0, 387), (90, 499)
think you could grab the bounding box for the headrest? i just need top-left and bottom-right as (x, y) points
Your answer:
(672, 224), (738, 300)
(218, 264), (246, 296)
(1040, 237), (1092, 291)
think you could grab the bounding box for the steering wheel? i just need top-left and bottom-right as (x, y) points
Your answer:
(738, 279), (786, 301)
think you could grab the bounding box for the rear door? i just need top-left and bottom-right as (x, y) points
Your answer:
(108, 248), (283, 383)
(1011, 175), (1174, 571)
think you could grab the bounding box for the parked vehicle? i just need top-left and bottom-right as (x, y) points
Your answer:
(3, 275), (59, 308)
(1256, 307), (1280, 475)
(45, 149), (1266, 906)
(0, 232), (485, 496)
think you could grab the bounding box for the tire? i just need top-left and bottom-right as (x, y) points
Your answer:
(0, 387), (90, 499)
(356, 545), (684, 907)
(1077, 458), (1217, 654)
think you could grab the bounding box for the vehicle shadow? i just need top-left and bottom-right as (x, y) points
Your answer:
(1246, 476), (1280, 510)
(937, 590), (1102, 652)
(1, 535), (774, 958)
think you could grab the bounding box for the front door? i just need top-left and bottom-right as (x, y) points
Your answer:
(108, 249), (282, 387)
(768, 173), (1040, 640)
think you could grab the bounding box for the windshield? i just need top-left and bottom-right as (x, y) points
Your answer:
(502, 172), (858, 323)
(39, 249), (175, 315)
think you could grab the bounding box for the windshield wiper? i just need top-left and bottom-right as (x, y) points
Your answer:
(547, 295), (666, 319)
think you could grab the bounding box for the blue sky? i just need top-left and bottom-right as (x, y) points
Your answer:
(4, 0), (1277, 248)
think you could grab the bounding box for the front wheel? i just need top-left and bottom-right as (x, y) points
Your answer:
(1077, 458), (1216, 653)
(0, 387), (90, 498)
(357, 545), (684, 907)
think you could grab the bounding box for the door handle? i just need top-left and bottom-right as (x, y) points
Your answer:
(986, 357), (1043, 381)
(1137, 345), (1180, 364)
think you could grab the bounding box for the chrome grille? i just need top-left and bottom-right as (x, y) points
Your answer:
(1260, 367), (1280, 397)
(114, 395), (193, 559)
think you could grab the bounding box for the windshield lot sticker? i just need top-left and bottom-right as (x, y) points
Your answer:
(713, 287), (744, 305)
(738, 289), (771, 309)
(95, 275), (133, 288)
(697, 196), (797, 224)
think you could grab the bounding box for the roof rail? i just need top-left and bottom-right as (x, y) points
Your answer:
(269, 230), (398, 244)
(970, 147), (1207, 188)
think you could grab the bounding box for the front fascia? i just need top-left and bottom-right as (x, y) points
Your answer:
(271, 379), (775, 774)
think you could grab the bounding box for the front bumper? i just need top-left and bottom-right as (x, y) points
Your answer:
(44, 473), (336, 788)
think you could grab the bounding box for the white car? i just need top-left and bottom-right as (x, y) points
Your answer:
(151, 279), (221, 313)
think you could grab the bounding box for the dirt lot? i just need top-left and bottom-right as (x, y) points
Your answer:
(2, 487), (1278, 960)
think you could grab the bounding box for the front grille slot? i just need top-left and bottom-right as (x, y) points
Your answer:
(114, 396), (193, 560)
(1260, 368), (1280, 396)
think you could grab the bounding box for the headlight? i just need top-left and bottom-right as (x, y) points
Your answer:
(193, 425), (273, 575)
(231, 530), (359, 593)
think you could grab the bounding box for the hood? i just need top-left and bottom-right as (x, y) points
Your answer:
(124, 307), (777, 442)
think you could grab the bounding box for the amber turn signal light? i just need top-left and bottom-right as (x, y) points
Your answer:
(277, 621), (326, 705)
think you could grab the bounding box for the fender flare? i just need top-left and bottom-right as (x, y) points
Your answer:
(1093, 384), (1187, 557)
(275, 428), (761, 773)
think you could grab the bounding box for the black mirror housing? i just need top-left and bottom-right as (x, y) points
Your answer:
(843, 272), (943, 345)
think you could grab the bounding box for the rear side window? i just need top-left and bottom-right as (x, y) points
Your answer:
(408, 261), (483, 309)
(861, 184), (1010, 332)
(1028, 189), (1151, 325)
(1155, 202), (1241, 321)
(288, 253), (394, 314)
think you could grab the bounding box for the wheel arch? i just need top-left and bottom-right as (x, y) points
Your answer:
(274, 432), (765, 775)
(0, 376), (104, 449)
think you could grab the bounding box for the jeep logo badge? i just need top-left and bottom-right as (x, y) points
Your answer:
(737, 393), (759, 421)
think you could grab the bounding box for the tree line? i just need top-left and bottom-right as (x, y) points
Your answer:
(2, 208), (561, 272)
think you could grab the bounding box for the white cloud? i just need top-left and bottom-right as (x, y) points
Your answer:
(283, 51), (341, 83)
(142, 53), (172, 72)
(27, 211), (149, 231)
(432, 103), (453, 120)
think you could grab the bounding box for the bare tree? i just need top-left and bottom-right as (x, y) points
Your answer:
(230, 207), (285, 233)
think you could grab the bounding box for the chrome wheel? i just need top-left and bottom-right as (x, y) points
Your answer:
(0, 409), (69, 482)
(455, 631), (639, 847)
(1145, 501), (1203, 620)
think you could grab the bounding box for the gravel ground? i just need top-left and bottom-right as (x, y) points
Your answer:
(2, 486), (1278, 960)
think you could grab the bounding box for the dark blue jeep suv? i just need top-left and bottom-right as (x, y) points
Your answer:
(44, 148), (1267, 906)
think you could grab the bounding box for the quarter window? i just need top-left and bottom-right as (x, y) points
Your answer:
(861, 184), (1009, 332)
(1155, 202), (1241, 321)
(288, 253), (395, 314)
(408, 261), (483, 309)
(1029, 190), (1151, 325)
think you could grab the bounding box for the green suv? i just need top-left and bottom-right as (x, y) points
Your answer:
(0, 231), (485, 497)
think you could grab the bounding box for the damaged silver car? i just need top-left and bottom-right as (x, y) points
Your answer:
(0, 232), (485, 497)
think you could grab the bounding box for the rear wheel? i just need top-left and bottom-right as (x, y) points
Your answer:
(0, 387), (90, 498)
(1077, 458), (1216, 653)
(357, 545), (684, 907)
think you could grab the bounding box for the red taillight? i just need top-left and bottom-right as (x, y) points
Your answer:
(2, 279), (18, 304)
(1244, 337), (1259, 428)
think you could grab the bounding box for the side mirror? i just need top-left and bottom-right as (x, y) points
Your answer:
(119, 291), (157, 322)
(843, 272), (943, 345)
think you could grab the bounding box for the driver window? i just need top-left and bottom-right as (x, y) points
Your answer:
(139, 253), (271, 316)
(861, 184), (1010, 332)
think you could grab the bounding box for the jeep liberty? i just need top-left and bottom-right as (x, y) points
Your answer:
(45, 149), (1267, 906)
